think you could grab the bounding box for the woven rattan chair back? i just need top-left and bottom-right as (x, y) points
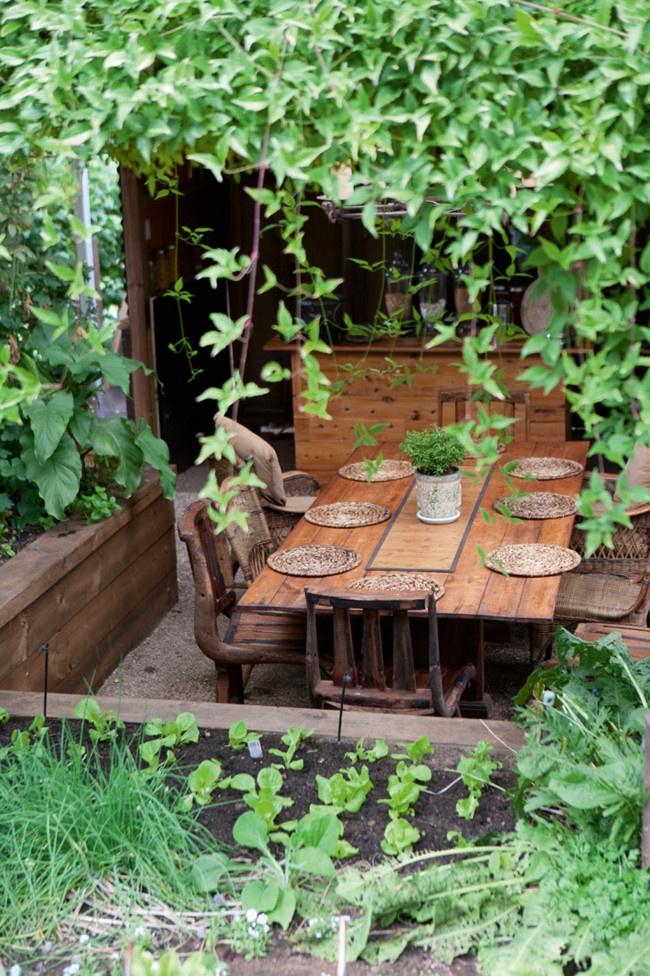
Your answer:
(221, 477), (276, 584)
(438, 389), (531, 440)
(304, 586), (475, 716)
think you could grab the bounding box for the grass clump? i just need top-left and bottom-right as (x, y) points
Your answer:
(0, 718), (232, 953)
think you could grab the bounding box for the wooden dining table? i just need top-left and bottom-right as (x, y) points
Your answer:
(237, 438), (589, 716)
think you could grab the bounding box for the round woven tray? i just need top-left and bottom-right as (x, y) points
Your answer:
(494, 493), (577, 520)
(305, 501), (391, 528)
(267, 544), (361, 577)
(348, 573), (445, 599)
(338, 459), (414, 482)
(510, 457), (584, 481)
(485, 543), (581, 577)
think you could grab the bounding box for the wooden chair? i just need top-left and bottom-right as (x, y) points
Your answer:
(213, 413), (320, 546)
(437, 389), (531, 440)
(304, 586), (476, 716)
(572, 621), (650, 661)
(178, 500), (307, 702)
(220, 478), (277, 585)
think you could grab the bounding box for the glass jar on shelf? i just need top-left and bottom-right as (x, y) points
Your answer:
(417, 263), (448, 332)
(384, 250), (412, 323)
(453, 263), (481, 337)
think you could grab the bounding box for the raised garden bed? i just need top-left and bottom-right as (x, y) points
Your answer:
(0, 470), (177, 696)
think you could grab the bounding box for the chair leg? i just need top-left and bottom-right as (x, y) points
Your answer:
(215, 664), (244, 703)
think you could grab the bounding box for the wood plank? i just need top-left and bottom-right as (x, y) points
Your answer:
(0, 690), (526, 750)
(1, 533), (177, 693)
(0, 491), (175, 674)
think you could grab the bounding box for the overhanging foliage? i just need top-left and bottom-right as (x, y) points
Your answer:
(2, 0), (650, 535)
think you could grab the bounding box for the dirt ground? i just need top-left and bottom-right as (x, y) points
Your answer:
(1, 716), (518, 975)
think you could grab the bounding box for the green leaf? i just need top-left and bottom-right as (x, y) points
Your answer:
(23, 433), (82, 520)
(232, 810), (270, 853)
(241, 878), (280, 914)
(289, 845), (335, 878)
(188, 852), (232, 893)
(24, 391), (74, 463)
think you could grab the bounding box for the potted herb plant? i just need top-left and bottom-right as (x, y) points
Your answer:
(399, 425), (465, 523)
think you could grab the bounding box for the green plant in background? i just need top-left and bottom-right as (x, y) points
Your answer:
(228, 719), (261, 751)
(0, 153), (175, 539)
(454, 741), (503, 822)
(268, 725), (313, 771)
(226, 766), (293, 831)
(344, 737), (389, 764)
(378, 738), (435, 855)
(399, 426), (466, 477)
(72, 696), (125, 743)
(315, 764), (374, 814)
(139, 712), (200, 771)
(234, 809), (338, 930)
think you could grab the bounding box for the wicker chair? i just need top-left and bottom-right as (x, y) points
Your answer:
(220, 477), (276, 585)
(438, 389), (531, 440)
(213, 413), (320, 546)
(304, 586), (476, 716)
(178, 499), (307, 702)
(529, 478), (650, 664)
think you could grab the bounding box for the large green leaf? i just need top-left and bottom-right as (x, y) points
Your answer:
(90, 418), (143, 496)
(23, 433), (82, 519)
(134, 420), (176, 499)
(23, 391), (74, 463)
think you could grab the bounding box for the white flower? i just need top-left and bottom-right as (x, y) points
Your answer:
(9, 965), (22, 976)
(151, 963), (160, 974)
(245, 908), (258, 923)
(79, 934), (90, 945)
(63, 964), (81, 976)
(257, 913), (268, 926)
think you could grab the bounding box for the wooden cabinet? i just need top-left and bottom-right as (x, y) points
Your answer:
(269, 336), (568, 484)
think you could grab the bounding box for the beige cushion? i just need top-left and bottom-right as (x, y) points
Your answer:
(214, 413), (286, 506)
(620, 443), (650, 495)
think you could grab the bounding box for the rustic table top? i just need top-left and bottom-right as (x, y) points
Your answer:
(238, 439), (589, 624)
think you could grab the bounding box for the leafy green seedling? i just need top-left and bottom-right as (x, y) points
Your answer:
(183, 758), (225, 809)
(268, 725), (313, 770)
(139, 712), (200, 770)
(454, 740), (502, 821)
(73, 697), (125, 742)
(234, 808), (339, 929)
(344, 737), (389, 763)
(316, 765), (373, 813)
(381, 816), (421, 856)
(1, 714), (49, 759)
(228, 719), (261, 751)
(228, 766), (293, 830)
(0, 707), (9, 725)
(391, 735), (434, 763)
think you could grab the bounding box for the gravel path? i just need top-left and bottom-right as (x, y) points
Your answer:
(97, 463), (532, 719)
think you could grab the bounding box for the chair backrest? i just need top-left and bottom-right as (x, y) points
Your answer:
(177, 500), (237, 660)
(438, 389), (531, 440)
(221, 477), (276, 584)
(304, 586), (453, 715)
(214, 412), (286, 505)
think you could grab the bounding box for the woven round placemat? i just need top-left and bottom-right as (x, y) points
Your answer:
(485, 543), (581, 577)
(305, 501), (391, 528)
(348, 573), (445, 598)
(494, 493), (577, 520)
(510, 457), (584, 481)
(267, 544), (361, 577)
(338, 459), (414, 482)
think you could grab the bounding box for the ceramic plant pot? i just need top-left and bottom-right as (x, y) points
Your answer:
(414, 468), (462, 524)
